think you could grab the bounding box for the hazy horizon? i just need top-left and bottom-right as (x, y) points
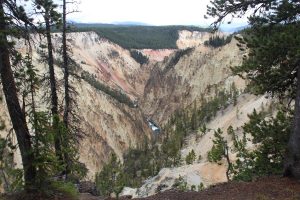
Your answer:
(70, 20), (249, 28)
(66, 0), (249, 27)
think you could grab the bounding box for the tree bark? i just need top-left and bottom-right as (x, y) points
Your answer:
(45, 16), (58, 121)
(28, 57), (39, 159)
(62, 0), (69, 128)
(0, 2), (36, 190)
(45, 14), (62, 161)
(62, 0), (71, 177)
(284, 64), (300, 178)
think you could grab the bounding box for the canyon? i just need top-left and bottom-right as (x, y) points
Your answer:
(0, 29), (268, 196)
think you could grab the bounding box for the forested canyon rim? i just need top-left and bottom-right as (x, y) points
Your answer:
(0, 0), (299, 197)
(1, 29), (258, 196)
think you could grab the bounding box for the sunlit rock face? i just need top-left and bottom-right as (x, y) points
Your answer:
(176, 30), (212, 49)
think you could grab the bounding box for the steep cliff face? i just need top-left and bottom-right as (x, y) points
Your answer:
(122, 94), (271, 198)
(176, 30), (211, 49)
(0, 32), (152, 180)
(73, 77), (151, 179)
(53, 34), (154, 178)
(141, 36), (245, 125)
(0, 29), (259, 189)
(139, 49), (175, 62)
(119, 32), (272, 198)
(52, 32), (141, 97)
(48, 32), (153, 178)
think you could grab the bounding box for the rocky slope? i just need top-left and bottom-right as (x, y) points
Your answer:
(0, 29), (265, 194)
(123, 94), (271, 198)
(141, 34), (244, 126)
(133, 177), (300, 200)
(1, 32), (153, 181)
(176, 30), (211, 49)
(120, 32), (272, 198)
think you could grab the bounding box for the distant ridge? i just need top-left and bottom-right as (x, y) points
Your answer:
(72, 22), (150, 28)
(73, 23), (212, 49)
(112, 21), (150, 26)
(71, 22), (117, 28)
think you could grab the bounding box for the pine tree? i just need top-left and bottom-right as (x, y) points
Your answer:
(0, 1), (37, 191)
(185, 149), (196, 165)
(231, 83), (238, 106)
(34, 0), (63, 163)
(95, 153), (125, 198)
(207, 0), (300, 179)
(62, 0), (69, 129)
(59, 0), (86, 180)
(229, 109), (291, 181)
(207, 128), (232, 180)
(17, 54), (61, 186)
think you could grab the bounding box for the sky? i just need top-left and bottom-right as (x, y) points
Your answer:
(67, 0), (249, 27)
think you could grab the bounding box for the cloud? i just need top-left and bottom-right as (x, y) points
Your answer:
(64, 0), (249, 26)
(68, 0), (213, 25)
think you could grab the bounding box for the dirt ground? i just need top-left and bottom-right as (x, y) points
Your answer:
(132, 176), (300, 200)
(2, 176), (300, 200)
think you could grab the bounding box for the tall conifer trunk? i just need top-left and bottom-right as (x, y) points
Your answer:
(45, 14), (62, 161)
(62, 0), (71, 177)
(285, 64), (300, 178)
(62, 0), (69, 128)
(0, 1), (36, 190)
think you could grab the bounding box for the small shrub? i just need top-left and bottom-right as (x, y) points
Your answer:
(207, 128), (232, 180)
(50, 181), (79, 199)
(198, 183), (204, 191)
(173, 175), (188, 191)
(191, 185), (196, 191)
(185, 149), (196, 165)
(207, 129), (226, 164)
(95, 153), (125, 198)
(199, 124), (207, 136)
